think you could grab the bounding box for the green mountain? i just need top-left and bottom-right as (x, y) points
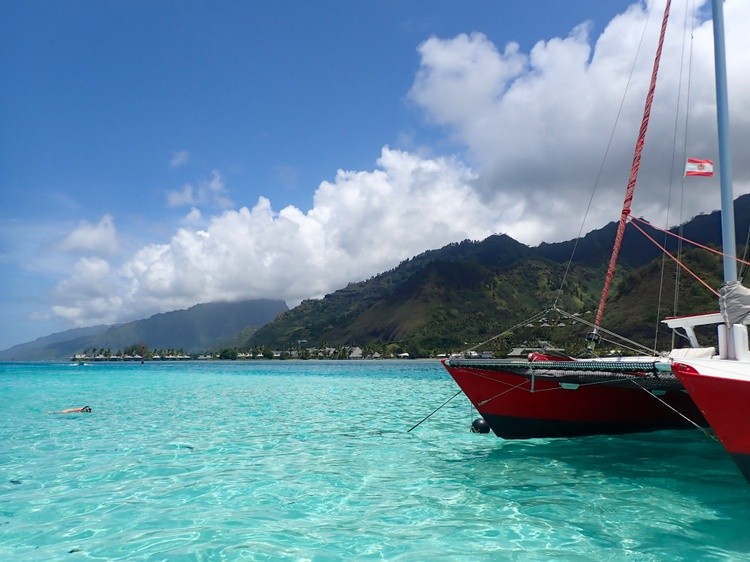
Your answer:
(5, 195), (749, 361)
(247, 244), (602, 354)
(0, 299), (287, 361)
(0, 325), (110, 362)
(246, 195), (750, 355)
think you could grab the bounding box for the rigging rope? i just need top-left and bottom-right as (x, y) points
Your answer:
(554, 1), (657, 309)
(741, 224), (750, 281)
(630, 216), (750, 268)
(593, 0), (673, 334)
(552, 306), (661, 356)
(656, 0), (694, 353)
(463, 309), (552, 354)
(672, 0), (698, 349)
(628, 219), (720, 297)
(460, 363), (672, 401)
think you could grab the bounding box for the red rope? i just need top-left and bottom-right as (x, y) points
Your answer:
(628, 219), (720, 297)
(594, 0), (673, 331)
(630, 215), (750, 267)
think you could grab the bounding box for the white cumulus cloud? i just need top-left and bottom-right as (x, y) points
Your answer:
(48, 0), (750, 328)
(53, 148), (504, 324)
(409, 0), (750, 243)
(52, 257), (123, 325)
(57, 215), (119, 256)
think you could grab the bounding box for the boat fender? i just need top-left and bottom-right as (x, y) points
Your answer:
(471, 418), (490, 434)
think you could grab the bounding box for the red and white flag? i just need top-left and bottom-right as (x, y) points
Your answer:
(684, 158), (714, 177)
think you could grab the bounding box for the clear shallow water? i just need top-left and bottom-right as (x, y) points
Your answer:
(1, 361), (749, 561)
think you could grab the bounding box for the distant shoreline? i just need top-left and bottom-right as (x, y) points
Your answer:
(2, 357), (440, 364)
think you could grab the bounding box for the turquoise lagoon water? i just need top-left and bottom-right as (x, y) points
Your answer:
(1, 360), (750, 561)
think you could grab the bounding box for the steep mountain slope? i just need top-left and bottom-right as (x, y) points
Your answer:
(6, 194), (749, 360)
(537, 194), (750, 267)
(88, 299), (287, 351)
(602, 247), (725, 346)
(1, 299), (287, 361)
(247, 195), (750, 353)
(0, 325), (109, 362)
(248, 251), (603, 353)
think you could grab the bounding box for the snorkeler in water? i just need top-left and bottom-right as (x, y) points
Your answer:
(56, 406), (92, 414)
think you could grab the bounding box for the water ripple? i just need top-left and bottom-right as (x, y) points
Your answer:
(1, 361), (750, 561)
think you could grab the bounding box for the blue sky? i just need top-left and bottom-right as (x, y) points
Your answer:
(2, 0), (749, 351)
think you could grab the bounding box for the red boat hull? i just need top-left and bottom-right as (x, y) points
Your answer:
(442, 359), (706, 439)
(673, 361), (750, 482)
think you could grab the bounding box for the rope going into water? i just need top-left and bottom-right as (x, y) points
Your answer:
(627, 377), (716, 440)
(406, 389), (463, 433)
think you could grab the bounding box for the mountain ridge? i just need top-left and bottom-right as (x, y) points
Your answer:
(246, 194), (750, 354)
(5, 194), (749, 360)
(0, 299), (287, 361)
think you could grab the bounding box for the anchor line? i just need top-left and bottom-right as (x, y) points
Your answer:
(627, 377), (716, 439)
(406, 389), (463, 433)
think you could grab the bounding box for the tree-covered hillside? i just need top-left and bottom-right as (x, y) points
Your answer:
(246, 195), (750, 357)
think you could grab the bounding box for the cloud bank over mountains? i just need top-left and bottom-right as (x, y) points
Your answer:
(55, 149), (496, 325)
(46, 0), (750, 328)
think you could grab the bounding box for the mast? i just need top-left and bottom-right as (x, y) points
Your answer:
(712, 0), (736, 283)
(588, 0), (672, 348)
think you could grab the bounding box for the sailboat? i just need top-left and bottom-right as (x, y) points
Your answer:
(441, 0), (724, 439)
(667, 0), (750, 483)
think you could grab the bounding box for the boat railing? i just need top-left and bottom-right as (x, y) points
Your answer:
(663, 312), (736, 348)
(663, 312), (750, 360)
